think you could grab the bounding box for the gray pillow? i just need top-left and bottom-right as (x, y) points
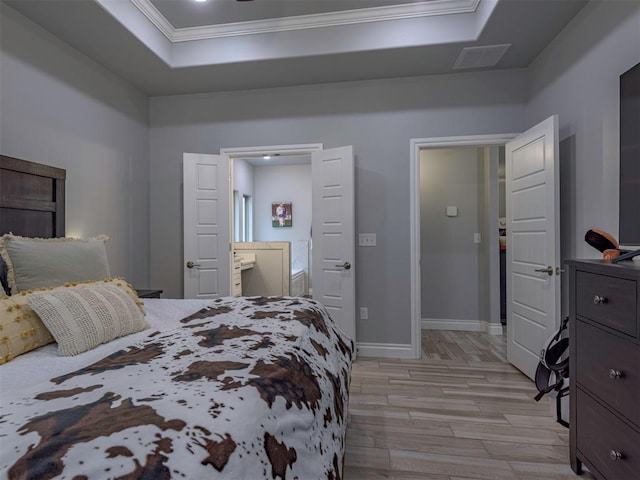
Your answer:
(0, 234), (110, 293)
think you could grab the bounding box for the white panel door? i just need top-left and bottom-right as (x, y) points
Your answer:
(312, 146), (355, 340)
(506, 115), (560, 380)
(183, 153), (230, 299)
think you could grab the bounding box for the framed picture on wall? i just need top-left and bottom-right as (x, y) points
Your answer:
(272, 202), (292, 227)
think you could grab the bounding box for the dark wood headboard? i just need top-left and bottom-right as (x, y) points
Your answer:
(0, 155), (66, 238)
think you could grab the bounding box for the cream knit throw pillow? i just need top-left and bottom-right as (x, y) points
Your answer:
(27, 283), (149, 356)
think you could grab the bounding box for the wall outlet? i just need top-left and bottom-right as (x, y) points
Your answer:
(359, 307), (369, 320)
(359, 233), (377, 247)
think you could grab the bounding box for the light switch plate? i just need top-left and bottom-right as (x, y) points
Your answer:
(446, 206), (458, 217)
(359, 233), (377, 247)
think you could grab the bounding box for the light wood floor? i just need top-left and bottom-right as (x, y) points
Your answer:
(344, 330), (595, 480)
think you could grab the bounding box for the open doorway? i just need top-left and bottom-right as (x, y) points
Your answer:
(221, 144), (323, 298)
(411, 118), (560, 378)
(419, 146), (505, 338)
(409, 134), (517, 358)
(230, 153), (313, 298)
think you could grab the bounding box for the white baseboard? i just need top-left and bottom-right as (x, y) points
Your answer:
(422, 318), (503, 336)
(356, 342), (415, 359)
(486, 323), (504, 335)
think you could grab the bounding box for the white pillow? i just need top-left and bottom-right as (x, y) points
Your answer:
(0, 234), (110, 293)
(27, 283), (148, 356)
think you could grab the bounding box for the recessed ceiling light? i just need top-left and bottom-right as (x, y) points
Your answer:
(194, 0), (207, 3)
(263, 155), (271, 160)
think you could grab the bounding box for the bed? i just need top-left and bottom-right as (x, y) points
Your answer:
(0, 156), (353, 480)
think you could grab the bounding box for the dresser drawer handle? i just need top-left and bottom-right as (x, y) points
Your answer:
(609, 369), (623, 379)
(593, 295), (607, 304)
(609, 450), (623, 461)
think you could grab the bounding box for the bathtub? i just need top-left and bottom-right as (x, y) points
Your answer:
(291, 268), (307, 297)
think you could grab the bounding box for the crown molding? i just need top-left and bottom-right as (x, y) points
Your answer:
(129, 0), (175, 40)
(130, 0), (480, 43)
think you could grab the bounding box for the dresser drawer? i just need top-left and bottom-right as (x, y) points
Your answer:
(232, 258), (242, 295)
(576, 271), (637, 337)
(232, 268), (242, 294)
(576, 388), (640, 480)
(576, 321), (640, 426)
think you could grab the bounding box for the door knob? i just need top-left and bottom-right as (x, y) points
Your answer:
(609, 369), (623, 379)
(335, 261), (351, 270)
(593, 295), (607, 305)
(534, 266), (554, 276)
(609, 450), (623, 461)
(186, 261), (201, 269)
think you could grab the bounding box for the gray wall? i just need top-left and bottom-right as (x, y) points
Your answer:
(253, 164), (312, 243)
(0, 4), (151, 287)
(232, 158), (254, 241)
(528, 0), (640, 261)
(481, 146), (501, 327)
(233, 159), (254, 201)
(420, 147), (487, 323)
(526, 0), (640, 317)
(149, 70), (527, 344)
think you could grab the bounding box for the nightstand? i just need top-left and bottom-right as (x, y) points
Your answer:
(136, 289), (163, 299)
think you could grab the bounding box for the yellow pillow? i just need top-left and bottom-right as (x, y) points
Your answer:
(0, 277), (144, 364)
(0, 293), (55, 364)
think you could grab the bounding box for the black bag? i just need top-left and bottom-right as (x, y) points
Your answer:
(534, 317), (570, 428)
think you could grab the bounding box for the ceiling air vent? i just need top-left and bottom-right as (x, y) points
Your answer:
(453, 44), (511, 69)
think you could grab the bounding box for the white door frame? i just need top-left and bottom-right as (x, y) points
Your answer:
(220, 144), (324, 232)
(409, 134), (518, 359)
(221, 143), (323, 293)
(221, 144), (324, 158)
(221, 143), (323, 242)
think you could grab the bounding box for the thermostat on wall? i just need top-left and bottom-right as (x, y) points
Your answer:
(446, 206), (458, 217)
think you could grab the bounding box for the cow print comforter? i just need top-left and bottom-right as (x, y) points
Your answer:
(0, 296), (353, 480)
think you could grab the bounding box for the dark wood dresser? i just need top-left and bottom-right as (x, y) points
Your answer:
(567, 260), (640, 480)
